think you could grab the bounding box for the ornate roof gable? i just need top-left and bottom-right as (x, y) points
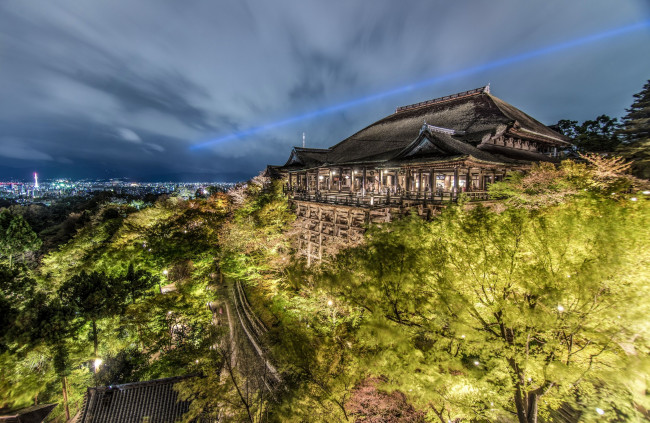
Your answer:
(398, 129), (459, 159)
(285, 149), (303, 166)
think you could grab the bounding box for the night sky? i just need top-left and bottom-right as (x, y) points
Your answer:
(1, 1), (649, 182)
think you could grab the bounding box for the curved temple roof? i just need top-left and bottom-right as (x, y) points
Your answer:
(280, 86), (569, 170)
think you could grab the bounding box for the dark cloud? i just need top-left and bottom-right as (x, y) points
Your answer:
(61, 66), (215, 130)
(0, 0), (648, 181)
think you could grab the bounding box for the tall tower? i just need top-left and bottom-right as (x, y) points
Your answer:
(34, 172), (39, 189)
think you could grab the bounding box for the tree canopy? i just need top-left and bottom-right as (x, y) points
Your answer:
(555, 115), (622, 153)
(0, 211), (41, 269)
(319, 160), (650, 422)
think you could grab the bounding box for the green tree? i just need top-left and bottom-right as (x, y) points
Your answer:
(0, 211), (42, 269)
(618, 79), (650, 179)
(122, 263), (157, 305)
(27, 295), (79, 421)
(324, 183), (650, 422)
(555, 115), (622, 152)
(0, 265), (36, 352)
(59, 271), (124, 359)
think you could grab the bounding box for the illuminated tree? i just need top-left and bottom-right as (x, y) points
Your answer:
(324, 165), (650, 422)
(59, 271), (124, 359)
(27, 295), (79, 420)
(122, 263), (157, 305)
(0, 211), (42, 269)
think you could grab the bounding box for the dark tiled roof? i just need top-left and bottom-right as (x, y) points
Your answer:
(477, 143), (558, 163)
(78, 376), (195, 423)
(279, 86), (568, 170)
(395, 129), (514, 165)
(489, 95), (568, 144)
(283, 147), (329, 168)
(0, 404), (57, 423)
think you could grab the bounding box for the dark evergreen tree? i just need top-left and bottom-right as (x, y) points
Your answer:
(122, 263), (157, 305)
(59, 271), (124, 359)
(618, 79), (650, 179)
(555, 115), (622, 152)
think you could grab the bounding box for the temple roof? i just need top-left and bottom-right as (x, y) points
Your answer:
(395, 128), (514, 164)
(280, 86), (569, 170)
(283, 147), (329, 168)
(77, 376), (202, 423)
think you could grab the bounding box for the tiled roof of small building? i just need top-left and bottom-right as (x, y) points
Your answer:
(77, 376), (197, 423)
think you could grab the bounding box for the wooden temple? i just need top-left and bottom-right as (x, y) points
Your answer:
(274, 86), (570, 263)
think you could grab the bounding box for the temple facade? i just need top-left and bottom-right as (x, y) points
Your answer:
(274, 86), (569, 263)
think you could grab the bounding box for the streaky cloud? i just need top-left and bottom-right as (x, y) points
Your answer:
(191, 19), (650, 150)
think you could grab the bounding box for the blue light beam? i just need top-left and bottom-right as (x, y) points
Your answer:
(191, 20), (650, 150)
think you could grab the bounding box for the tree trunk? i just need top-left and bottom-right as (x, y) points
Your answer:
(514, 388), (539, 423)
(92, 319), (98, 362)
(527, 393), (539, 423)
(8, 254), (12, 270)
(62, 376), (70, 421)
(514, 387), (528, 423)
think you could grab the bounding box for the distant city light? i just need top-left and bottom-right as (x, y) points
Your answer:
(327, 300), (333, 307)
(473, 361), (480, 366)
(190, 20), (650, 150)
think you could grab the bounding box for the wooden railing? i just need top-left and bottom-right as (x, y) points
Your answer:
(285, 186), (490, 207)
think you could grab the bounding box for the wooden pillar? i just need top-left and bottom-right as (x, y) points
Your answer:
(430, 169), (435, 197)
(338, 168), (342, 192)
(395, 170), (399, 193)
(362, 168), (367, 196)
(376, 169), (384, 193)
(418, 170), (423, 193)
(466, 168), (471, 192)
(318, 207), (323, 262)
(328, 170), (332, 191)
(453, 167), (459, 195)
(406, 169), (411, 192)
